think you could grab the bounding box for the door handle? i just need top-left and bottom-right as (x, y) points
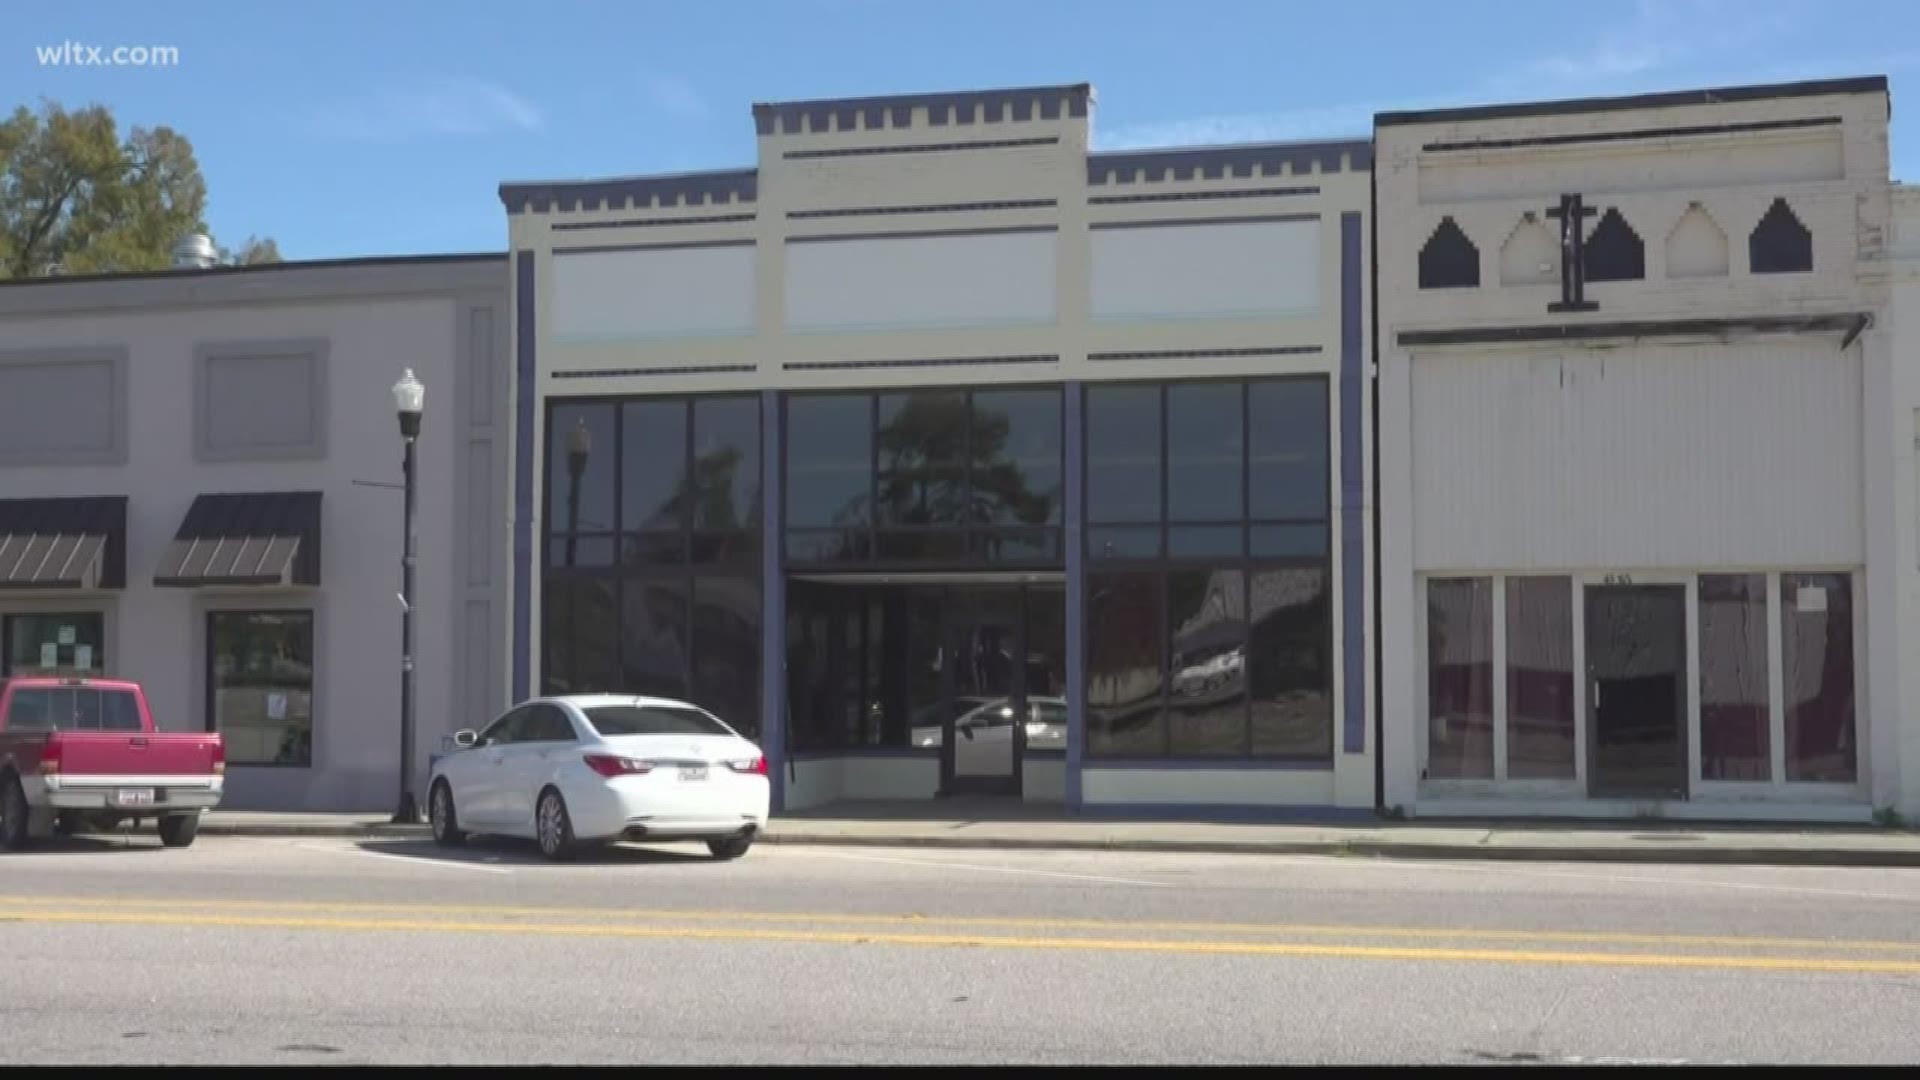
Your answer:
(130, 737), (149, 749)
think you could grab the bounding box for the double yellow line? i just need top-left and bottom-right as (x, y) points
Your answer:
(2, 894), (1917, 975)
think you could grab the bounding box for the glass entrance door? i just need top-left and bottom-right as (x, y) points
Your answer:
(945, 587), (1024, 789)
(1585, 584), (1689, 798)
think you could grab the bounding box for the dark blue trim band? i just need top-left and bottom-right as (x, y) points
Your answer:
(1339, 211), (1366, 755)
(760, 390), (786, 811)
(511, 250), (535, 703)
(1063, 380), (1086, 811)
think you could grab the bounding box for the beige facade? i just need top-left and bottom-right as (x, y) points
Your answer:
(504, 84), (1375, 813)
(1377, 78), (1904, 820)
(0, 256), (510, 811)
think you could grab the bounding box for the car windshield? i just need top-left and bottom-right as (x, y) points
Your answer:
(4, 688), (142, 732)
(585, 704), (735, 738)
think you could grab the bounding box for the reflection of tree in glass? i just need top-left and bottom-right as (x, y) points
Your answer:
(853, 394), (1053, 531)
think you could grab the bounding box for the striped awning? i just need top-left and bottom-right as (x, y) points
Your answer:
(153, 492), (322, 588)
(0, 497), (127, 590)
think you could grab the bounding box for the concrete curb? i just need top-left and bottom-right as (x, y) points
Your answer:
(197, 819), (1920, 868)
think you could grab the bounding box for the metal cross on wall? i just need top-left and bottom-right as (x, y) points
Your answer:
(1546, 192), (1599, 313)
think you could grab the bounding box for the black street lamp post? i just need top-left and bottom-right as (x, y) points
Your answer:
(391, 369), (425, 825)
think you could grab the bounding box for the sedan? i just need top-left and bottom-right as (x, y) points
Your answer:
(428, 694), (770, 862)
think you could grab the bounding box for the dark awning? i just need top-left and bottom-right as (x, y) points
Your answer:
(0, 497), (127, 590)
(154, 492), (322, 588)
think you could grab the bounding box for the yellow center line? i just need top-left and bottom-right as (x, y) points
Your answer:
(0, 893), (1914, 955)
(3, 907), (1920, 975)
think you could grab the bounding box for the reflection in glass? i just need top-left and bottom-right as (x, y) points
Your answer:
(1168, 382), (1244, 522)
(1249, 523), (1329, 558)
(692, 576), (760, 737)
(1088, 385), (1161, 524)
(877, 391), (968, 526)
(1426, 577), (1494, 778)
(972, 389), (1061, 526)
(1167, 568), (1247, 756)
(692, 397), (760, 532)
(207, 610), (313, 767)
(1024, 586), (1069, 752)
(4, 613), (106, 677)
(620, 577), (688, 699)
(1783, 572), (1855, 782)
(1249, 568), (1331, 760)
(1088, 572), (1165, 756)
(1506, 576), (1574, 779)
(786, 395), (872, 528)
(1249, 379), (1328, 521)
(620, 400), (686, 534)
(1168, 525), (1242, 559)
(1088, 526), (1160, 560)
(543, 575), (618, 696)
(547, 402), (617, 534)
(1699, 574), (1770, 781)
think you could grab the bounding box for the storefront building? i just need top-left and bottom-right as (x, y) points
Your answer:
(0, 255), (510, 811)
(503, 83), (1377, 813)
(1375, 77), (1912, 821)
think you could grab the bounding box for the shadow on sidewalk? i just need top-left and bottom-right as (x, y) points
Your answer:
(354, 837), (716, 867)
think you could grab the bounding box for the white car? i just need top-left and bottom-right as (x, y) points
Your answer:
(910, 697), (1068, 774)
(428, 694), (770, 862)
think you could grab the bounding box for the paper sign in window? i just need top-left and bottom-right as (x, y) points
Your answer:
(74, 645), (92, 670)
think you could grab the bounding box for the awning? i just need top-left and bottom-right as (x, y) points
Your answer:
(154, 492), (322, 588)
(0, 497), (127, 590)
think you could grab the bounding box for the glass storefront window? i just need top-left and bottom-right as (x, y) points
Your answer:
(786, 394), (873, 529)
(1167, 567), (1247, 756)
(546, 402), (617, 535)
(1087, 571), (1166, 756)
(1426, 577), (1494, 779)
(3, 613), (105, 677)
(1506, 576), (1575, 779)
(972, 389), (1061, 526)
(207, 610), (314, 768)
(1167, 382), (1244, 522)
(692, 396), (761, 534)
(1699, 574), (1770, 781)
(1249, 568), (1331, 760)
(620, 400), (686, 535)
(1249, 379), (1329, 521)
(1087, 384), (1161, 525)
(1783, 572), (1855, 782)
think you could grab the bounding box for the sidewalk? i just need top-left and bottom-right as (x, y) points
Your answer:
(199, 804), (1920, 868)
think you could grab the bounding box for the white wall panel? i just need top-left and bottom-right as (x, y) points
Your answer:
(1090, 219), (1320, 321)
(784, 231), (1057, 332)
(1081, 768), (1334, 806)
(552, 245), (755, 340)
(1410, 343), (1862, 570)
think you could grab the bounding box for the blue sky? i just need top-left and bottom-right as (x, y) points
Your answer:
(7, 0), (1915, 260)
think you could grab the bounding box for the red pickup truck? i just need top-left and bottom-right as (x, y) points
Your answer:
(0, 677), (224, 849)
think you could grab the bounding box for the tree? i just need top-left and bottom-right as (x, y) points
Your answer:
(0, 101), (279, 279)
(221, 235), (281, 266)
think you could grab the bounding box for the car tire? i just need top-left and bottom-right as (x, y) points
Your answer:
(535, 788), (576, 863)
(429, 781), (466, 847)
(707, 833), (754, 861)
(0, 776), (30, 851)
(157, 812), (200, 848)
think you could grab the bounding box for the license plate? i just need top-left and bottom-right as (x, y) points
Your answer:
(113, 788), (156, 808)
(677, 765), (708, 782)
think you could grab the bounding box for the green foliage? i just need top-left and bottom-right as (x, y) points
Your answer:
(0, 100), (278, 278)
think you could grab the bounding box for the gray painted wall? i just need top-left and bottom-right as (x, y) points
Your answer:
(0, 257), (510, 811)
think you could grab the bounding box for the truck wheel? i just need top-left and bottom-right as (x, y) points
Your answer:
(0, 777), (30, 851)
(157, 813), (200, 848)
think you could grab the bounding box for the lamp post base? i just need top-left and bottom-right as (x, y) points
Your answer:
(390, 794), (420, 825)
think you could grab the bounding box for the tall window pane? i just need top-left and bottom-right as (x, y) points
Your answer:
(1699, 574), (1770, 781)
(207, 610), (314, 767)
(692, 576), (761, 738)
(620, 400), (687, 534)
(1506, 576), (1574, 779)
(1167, 382), (1243, 522)
(543, 576), (617, 695)
(620, 577), (688, 699)
(1249, 379), (1328, 521)
(972, 389), (1061, 526)
(1249, 568), (1331, 760)
(1783, 572), (1856, 782)
(1168, 567), (1247, 755)
(692, 397), (760, 532)
(786, 395), (872, 528)
(877, 391), (968, 526)
(1427, 577), (1493, 778)
(1087, 571), (1164, 756)
(1087, 385), (1161, 524)
(547, 402), (617, 534)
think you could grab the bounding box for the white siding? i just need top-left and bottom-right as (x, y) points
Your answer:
(1090, 219), (1319, 321)
(551, 246), (756, 340)
(1410, 342), (1862, 570)
(784, 231), (1057, 332)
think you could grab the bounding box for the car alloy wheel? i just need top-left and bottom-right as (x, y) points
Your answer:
(430, 783), (464, 847)
(536, 790), (574, 861)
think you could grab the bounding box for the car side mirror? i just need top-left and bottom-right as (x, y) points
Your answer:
(960, 725), (975, 741)
(453, 729), (478, 749)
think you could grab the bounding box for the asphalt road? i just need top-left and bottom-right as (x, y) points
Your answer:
(2, 831), (1919, 1065)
